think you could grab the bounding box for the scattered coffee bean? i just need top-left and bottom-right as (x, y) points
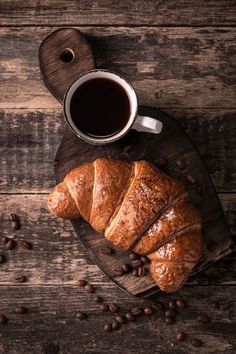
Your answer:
(138, 266), (147, 276)
(14, 306), (27, 314)
(94, 296), (103, 303)
(176, 331), (186, 342)
(0, 314), (8, 325)
(5, 239), (15, 250)
(129, 252), (139, 260)
(176, 299), (186, 308)
(76, 311), (87, 320)
(112, 321), (120, 331)
(85, 284), (94, 293)
(2, 237), (9, 244)
(109, 303), (119, 313)
(131, 306), (143, 316)
(122, 264), (130, 273)
(77, 279), (87, 287)
(99, 303), (109, 312)
(132, 260), (142, 269)
(104, 323), (112, 332)
(15, 275), (27, 283)
(197, 313), (210, 323)
(115, 315), (126, 324)
(144, 307), (154, 316)
(100, 246), (114, 255)
(132, 269), (139, 277)
(176, 159), (185, 170)
(165, 309), (176, 318)
(186, 175), (197, 184)
(0, 254), (6, 264)
(191, 338), (203, 347)
(20, 240), (32, 250)
(168, 300), (176, 309)
(113, 267), (124, 277)
(155, 157), (167, 168)
(125, 312), (135, 321)
(11, 213), (20, 230)
(197, 184), (206, 196)
(165, 317), (175, 325)
(151, 302), (164, 311)
(140, 256), (150, 264)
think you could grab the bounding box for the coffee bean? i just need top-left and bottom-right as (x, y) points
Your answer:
(168, 300), (176, 309)
(165, 309), (176, 318)
(14, 306), (27, 314)
(191, 338), (203, 347)
(112, 321), (120, 331)
(176, 331), (186, 342)
(138, 266), (147, 276)
(20, 240), (32, 250)
(76, 311), (87, 320)
(94, 296), (103, 303)
(132, 269), (139, 277)
(77, 279), (87, 287)
(109, 303), (119, 313)
(129, 252), (139, 260)
(131, 306), (143, 316)
(155, 157), (167, 167)
(144, 307), (154, 315)
(197, 313), (210, 323)
(15, 275), (27, 283)
(104, 323), (112, 332)
(151, 302), (164, 311)
(113, 267), (124, 276)
(186, 175), (197, 184)
(100, 246), (114, 255)
(115, 315), (126, 324)
(132, 260), (142, 269)
(2, 237), (9, 244)
(165, 317), (175, 325)
(176, 159), (185, 170)
(0, 314), (8, 325)
(197, 184), (206, 196)
(0, 254), (6, 264)
(176, 299), (186, 308)
(140, 256), (150, 264)
(122, 264), (130, 273)
(11, 213), (20, 230)
(5, 239), (15, 250)
(85, 284), (94, 293)
(125, 312), (134, 321)
(99, 303), (108, 312)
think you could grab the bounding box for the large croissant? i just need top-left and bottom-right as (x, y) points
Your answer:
(48, 158), (202, 292)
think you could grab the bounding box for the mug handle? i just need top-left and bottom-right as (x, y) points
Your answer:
(132, 115), (163, 134)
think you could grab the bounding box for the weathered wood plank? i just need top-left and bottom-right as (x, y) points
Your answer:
(0, 194), (235, 286)
(1, 108), (235, 193)
(0, 27), (235, 109)
(0, 0), (236, 26)
(0, 285), (235, 354)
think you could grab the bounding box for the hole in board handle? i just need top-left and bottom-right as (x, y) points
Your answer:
(60, 48), (75, 63)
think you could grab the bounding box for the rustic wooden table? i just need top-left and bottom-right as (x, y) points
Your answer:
(0, 1), (236, 353)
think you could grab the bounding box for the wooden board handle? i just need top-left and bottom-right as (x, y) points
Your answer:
(39, 28), (96, 104)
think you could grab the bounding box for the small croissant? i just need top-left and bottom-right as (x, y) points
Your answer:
(48, 158), (203, 292)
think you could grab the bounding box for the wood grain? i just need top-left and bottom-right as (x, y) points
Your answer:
(0, 194), (235, 286)
(1, 108), (235, 193)
(0, 27), (236, 109)
(0, 285), (235, 354)
(0, 0), (236, 26)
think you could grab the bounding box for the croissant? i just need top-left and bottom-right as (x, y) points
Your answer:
(48, 158), (203, 292)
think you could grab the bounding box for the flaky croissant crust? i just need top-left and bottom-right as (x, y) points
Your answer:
(48, 158), (202, 292)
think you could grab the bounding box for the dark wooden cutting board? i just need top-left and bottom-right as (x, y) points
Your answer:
(39, 28), (233, 297)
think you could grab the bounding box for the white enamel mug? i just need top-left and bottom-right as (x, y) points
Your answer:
(64, 69), (163, 145)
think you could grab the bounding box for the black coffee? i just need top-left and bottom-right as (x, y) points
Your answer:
(70, 78), (130, 138)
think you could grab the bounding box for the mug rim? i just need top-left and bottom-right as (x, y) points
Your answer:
(63, 69), (139, 145)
